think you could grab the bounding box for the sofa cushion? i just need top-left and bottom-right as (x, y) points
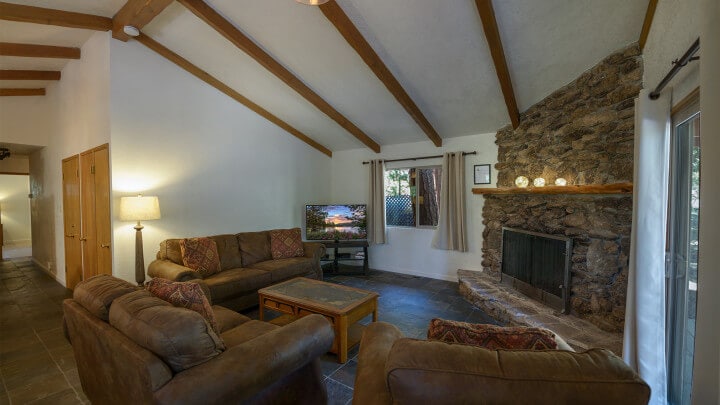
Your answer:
(109, 290), (225, 373)
(147, 278), (220, 335)
(427, 319), (557, 350)
(269, 228), (304, 259)
(212, 305), (251, 333)
(203, 268), (272, 302)
(251, 257), (314, 282)
(210, 234), (243, 270)
(157, 238), (183, 264)
(237, 231), (272, 267)
(72, 274), (139, 321)
(220, 320), (279, 348)
(180, 237), (222, 277)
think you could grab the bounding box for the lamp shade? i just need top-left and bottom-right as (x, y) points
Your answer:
(120, 195), (161, 222)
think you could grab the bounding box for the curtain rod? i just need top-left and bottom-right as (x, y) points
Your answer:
(649, 38), (700, 100)
(362, 151), (476, 165)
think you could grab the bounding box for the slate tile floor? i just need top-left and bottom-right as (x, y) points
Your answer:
(1, 259), (496, 405)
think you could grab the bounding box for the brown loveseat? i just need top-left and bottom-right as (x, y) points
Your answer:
(148, 231), (325, 311)
(63, 275), (334, 405)
(353, 322), (651, 405)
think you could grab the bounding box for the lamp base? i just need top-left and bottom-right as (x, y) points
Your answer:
(134, 223), (145, 286)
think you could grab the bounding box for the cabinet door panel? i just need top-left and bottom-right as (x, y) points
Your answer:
(62, 156), (82, 289)
(94, 147), (112, 275)
(80, 151), (97, 279)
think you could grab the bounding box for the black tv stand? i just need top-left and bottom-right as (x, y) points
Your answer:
(319, 240), (369, 276)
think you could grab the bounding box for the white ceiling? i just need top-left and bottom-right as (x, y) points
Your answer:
(0, 0), (649, 153)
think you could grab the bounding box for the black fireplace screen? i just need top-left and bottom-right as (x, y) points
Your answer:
(501, 227), (572, 313)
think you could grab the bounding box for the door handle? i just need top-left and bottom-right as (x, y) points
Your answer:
(65, 234), (75, 238)
(79, 237), (87, 241)
(100, 243), (110, 248)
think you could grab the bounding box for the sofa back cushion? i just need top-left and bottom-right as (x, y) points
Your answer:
(211, 234), (243, 270)
(73, 274), (139, 321)
(109, 290), (225, 373)
(237, 231), (272, 267)
(385, 339), (650, 404)
(157, 238), (183, 264)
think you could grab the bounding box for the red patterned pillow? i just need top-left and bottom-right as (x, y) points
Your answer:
(427, 319), (557, 350)
(269, 228), (304, 259)
(179, 237), (221, 277)
(147, 278), (220, 336)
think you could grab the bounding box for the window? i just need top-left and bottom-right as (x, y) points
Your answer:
(385, 167), (441, 227)
(666, 95), (700, 405)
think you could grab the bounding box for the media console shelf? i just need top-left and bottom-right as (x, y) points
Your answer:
(472, 182), (633, 195)
(320, 240), (369, 276)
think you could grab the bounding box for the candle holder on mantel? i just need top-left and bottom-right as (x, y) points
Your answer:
(119, 195), (161, 286)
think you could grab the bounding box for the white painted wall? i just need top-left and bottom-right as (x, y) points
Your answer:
(29, 31), (111, 281)
(0, 95), (53, 147)
(0, 175), (31, 246)
(692, 0), (720, 402)
(330, 134), (497, 281)
(108, 39), (332, 283)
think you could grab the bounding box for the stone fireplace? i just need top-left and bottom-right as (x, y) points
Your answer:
(464, 43), (641, 342)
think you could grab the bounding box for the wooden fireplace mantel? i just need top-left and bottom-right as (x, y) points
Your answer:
(472, 182), (633, 195)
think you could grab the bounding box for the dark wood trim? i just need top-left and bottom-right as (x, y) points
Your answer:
(0, 2), (112, 31)
(319, 1), (442, 147)
(472, 183), (633, 195)
(0, 88), (45, 96)
(671, 86), (700, 116)
(0, 42), (80, 59)
(0, 171), (30, 175)
(639, 0), (658, 51)
(0, 70), (60, 80)
(112, 0), (174, 41)
(176, 0), (381, 153)
(475, 0), (520, 129)
(134, 33), (332, 157)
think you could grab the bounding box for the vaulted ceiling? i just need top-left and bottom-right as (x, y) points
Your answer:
(0, 0), (652, 155)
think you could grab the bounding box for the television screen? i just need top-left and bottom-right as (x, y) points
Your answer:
(305, 204), (367, 241)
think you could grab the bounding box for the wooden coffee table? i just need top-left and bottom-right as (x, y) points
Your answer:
(258, 277), (378, 363)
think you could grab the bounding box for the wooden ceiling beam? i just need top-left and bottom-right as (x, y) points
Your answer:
(319, 1), (442, 147)
(0, 2), (112, 31)
(0, 42), (80, 59)
(133, 33), (332, 157)
(0, 70), (60, 80)
(474, 0), (520, 129)
(639, 0), (658, 51)
(112, 0), (174, 41)
(0, 88), (45, 96)
(176, 0), (381, 153)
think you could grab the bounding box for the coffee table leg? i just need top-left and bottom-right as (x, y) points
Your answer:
(338, 315), (348, 363)
(258, 296), (264, 321)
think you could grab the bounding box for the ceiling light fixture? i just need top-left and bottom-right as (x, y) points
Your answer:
(123, 25), (140, 37)
(295, 0), (330, 5)
(0, 148), (10, 160)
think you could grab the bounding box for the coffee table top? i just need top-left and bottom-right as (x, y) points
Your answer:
(258, 277), (377, 314)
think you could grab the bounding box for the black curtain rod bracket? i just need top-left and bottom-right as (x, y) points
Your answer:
(362, 151), (476, 165)
(649, 38), (700, 100)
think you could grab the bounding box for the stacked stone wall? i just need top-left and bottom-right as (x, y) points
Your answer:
(482, 44), (642, 332)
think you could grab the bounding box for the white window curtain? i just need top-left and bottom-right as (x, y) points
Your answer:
(432, 152), (467, 251)
(622, 88), (670, 405)
(368, 159), (386, 245)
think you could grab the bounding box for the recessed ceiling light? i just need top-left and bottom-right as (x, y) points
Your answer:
(123, 25), (140, 37)
(295, 0), (330, 5)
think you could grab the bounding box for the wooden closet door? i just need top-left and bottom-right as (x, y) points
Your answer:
(93, 146), (112, 275)
(62, 156), (83, 289)
(79, 150), (97, 279)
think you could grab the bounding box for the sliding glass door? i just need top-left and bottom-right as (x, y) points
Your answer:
(666, 96), (700, 405)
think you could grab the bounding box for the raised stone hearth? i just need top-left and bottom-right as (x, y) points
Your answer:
(458, 269), (623, 355)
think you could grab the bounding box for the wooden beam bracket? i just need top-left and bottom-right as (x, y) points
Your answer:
(0, 42), (80, 59)
(0, 70), (61, 80)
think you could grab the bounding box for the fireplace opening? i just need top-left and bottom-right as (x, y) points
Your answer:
(501, 227), (572, 314)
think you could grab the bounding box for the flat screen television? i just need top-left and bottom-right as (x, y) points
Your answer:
(305, 204), (367, 241)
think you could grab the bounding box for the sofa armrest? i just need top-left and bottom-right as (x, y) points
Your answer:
(154, 314), (334, 405)
(303, 242), (326, 280)
(147, 259), (201, 282)
(353, 322), (404, 405)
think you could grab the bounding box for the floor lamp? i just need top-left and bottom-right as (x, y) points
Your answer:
(120, 195), (161, 286)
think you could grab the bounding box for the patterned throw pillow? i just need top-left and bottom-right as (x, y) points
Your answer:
(147, 278), (220, 335)
(269, 228), (305, 259)
(427, 318), (558, 350)
(179, 237), (221, 277)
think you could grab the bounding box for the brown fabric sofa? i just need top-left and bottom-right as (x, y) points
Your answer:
(353, 322), (650, 405)
(147, 231), (326, 311)
(63, 275), (334, 405)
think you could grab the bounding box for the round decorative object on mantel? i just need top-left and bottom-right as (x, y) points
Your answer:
(515, 176), (529, 188)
